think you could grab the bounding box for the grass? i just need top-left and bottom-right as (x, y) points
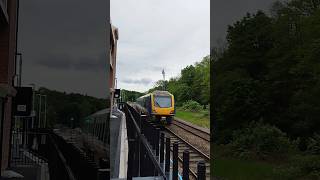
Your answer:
(214, 157), (277, 180)
(175, 107), (210, 128)
(211, 143), (320, 180)
(212, 144), (280, 180)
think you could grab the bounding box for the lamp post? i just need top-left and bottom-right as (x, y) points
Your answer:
(43, 95), (47, 128)
(71, 117), (74, 129)
(28, 84), (36, 128)
(162, 69), (165, 90)
(15, 53), (22, 87)
(37, 94), (47, 128)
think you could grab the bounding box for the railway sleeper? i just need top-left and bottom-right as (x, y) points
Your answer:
(188, 155), (203, 160)
(169, 136), (178, 139)
(177, 147), (189, 152)
(188, 158), (206, 163)
(188, 152), (201, 156)
(169, 138), (178, 141)
(170, 141), (184, 146)
(177, 148), (189, 153)
(189, 162), (207, 169)
(177, 144), (188, 148)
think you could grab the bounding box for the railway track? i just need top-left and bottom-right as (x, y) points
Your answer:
(164, 127), (210, 180)
(171, 119), (210, 142)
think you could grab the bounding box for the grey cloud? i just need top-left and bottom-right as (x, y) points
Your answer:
(111, 0), (209, 92)
(212, 0), (279, 46)
(122, 78), (153, 85)
(19, 0), (107, 97)
(36, 54), (72, 69)
(35, 53), (106, 72)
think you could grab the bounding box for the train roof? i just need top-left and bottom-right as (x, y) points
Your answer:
(152, 90), (172, 96)
(137, 91), (173, 99)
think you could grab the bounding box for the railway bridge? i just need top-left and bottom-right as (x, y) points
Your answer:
(111, 102), (210, 180)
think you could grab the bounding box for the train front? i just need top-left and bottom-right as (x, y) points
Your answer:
(151, 91), (175, 124)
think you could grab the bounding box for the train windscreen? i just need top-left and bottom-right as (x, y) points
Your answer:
(154, 96), (172, 108)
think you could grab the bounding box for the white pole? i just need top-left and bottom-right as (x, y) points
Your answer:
(38, 94), (41, 128)
(44, 95), (47, 128)
(29, 84), (35, 128)
(162, 69), (165, 90)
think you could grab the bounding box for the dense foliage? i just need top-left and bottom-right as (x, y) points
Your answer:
(212, 0), (320, 147)
(148, 55), (210, 107)
(120, 89), (144, 102)
(35, 87), (106, 127)
(181, 100), (203, 112)
(228, 121), (292, 160)
(274, 155), (320, 179)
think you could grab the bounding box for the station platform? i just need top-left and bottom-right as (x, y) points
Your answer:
(110, 105), (128, 179)
(111, 103), (185, 180)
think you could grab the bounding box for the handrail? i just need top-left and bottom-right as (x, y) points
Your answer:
(124, 103), (167, 180)
(49, 134), (77, 180)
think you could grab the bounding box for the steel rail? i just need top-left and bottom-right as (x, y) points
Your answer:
(174, 149), (197, 179)
(171, 120), (210, 142)
(165, 127), (210, 179)
(165, 128), (210, 160)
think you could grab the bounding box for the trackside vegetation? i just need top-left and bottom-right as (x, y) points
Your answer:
(213, 0), (320, 179)
(122, 56), (210, 128)
(34, 87), (106, 128)
(147, 57), (210, 127)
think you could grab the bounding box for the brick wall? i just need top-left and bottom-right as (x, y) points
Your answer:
(0, 23), (10, 83)
(0, 0), (17, 171)
(109, 25), (118, 107)
(1, 97), (12, 170)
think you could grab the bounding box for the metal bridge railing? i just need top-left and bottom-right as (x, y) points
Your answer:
(10, 129), (76, 180)
(121, 102), (167, 179)
(10, 128), (109, 180)
(120, 102), (207, 180)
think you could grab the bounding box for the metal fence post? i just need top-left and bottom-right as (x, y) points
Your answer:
(134, 132), (140, 176)
(183, 150), (189, 180)
(148, 122), (155, 146)
(155, 128), (160, 157)
(151, 124), (157, 150)
(160, 133), (165, 164)
(165, 137), (170, 173)
(172, 142), (178, 180)
(197, 161), (206, 180)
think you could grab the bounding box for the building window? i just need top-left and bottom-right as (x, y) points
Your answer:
(0, 0), (7, 13)
(0, 98), (3, 170)
(0, 98), (3, 131)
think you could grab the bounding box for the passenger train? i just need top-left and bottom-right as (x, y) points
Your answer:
(136, 90), (175, 124)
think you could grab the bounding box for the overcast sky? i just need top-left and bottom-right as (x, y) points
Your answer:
(18, 0), (107, 98)
(212, 0), (279, 46)
(17, 0), (278, 97)
(111, 0), (210, 92)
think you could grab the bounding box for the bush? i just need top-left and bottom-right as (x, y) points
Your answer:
(229, 121), (293, 160)
(181, 100), (203, 112)
(307, 133), (320, 155)
(273, 155), (320, 180)
(202, 110), (210, 117)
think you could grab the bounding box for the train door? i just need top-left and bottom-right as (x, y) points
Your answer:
(146, 95), (152, 115)
(173, 96), (176, 114)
